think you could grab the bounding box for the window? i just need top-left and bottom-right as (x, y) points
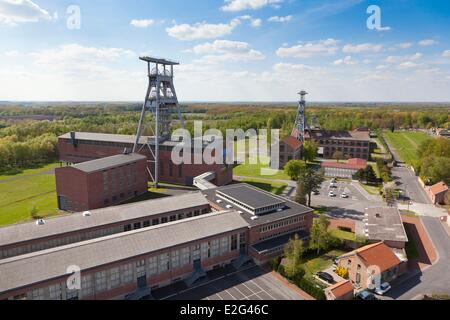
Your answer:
(81, 275), (93, 298)
(180, 247), (190, 266)
(171, 250), (180, 269)
(136, 260), (146, 277)
(120, 263), (134, 284)
(220, 237), (229, 254)
(211, 239), (220, 257)
(148, 256), (158, 275)
(124, 224), (132, 232)
(231, 235), (238, 251)
(158, 253), (170, 273)
(356, 273), (361, 284)
(95, 271), (107, 292)
(170, 215), (176, 222)
(152, 219), (159, 226)
(49, 284), (62, 300)
(31, 288), (45, 300)
(143, 220), (150, 228)
(161, 217), (168, 224)
(110, 267), (120, 288)
(134, 222), (141, 230)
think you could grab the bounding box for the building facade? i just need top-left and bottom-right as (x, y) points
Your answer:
(279, 136), (303, 169)
(56, 153), (149, 212)
(321, 158), (367, 179)
(306, 129), (371, 160)
(58, 132), (233, 187)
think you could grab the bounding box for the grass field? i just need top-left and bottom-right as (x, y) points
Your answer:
(330, 229), (357, 241)
(302, 249), (346, 280)
(0, 163), (61, 226)
(384, 131), (432, 165)
(234, 156), (291, 180)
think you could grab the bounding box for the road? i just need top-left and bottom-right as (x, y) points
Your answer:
(384, 133), (450, 298)
(389, 216), (450, 299)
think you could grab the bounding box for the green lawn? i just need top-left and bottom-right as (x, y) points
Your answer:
(240, 178), (288, 195)
(302, 250), (347, 279)
(234, 156), (291, 180)
(0, 165), (61, 226)
(0, 163), (60, 181)
(330, 229), (357, 241)
(404, 223), (420, 260)
(384, 131), (432, 165)
(359, 182), (381, 195)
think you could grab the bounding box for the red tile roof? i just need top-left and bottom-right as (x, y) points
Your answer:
(328, 280), (354, 298)
(355, 242), (401, 273)
(428, 182), (449, 196)
(321, 158), (367, 170)
(282, 135), (303, 150)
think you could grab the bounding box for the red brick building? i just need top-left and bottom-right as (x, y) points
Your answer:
(58, 132), (233, 187)
(56, 153), (149, 212)
(279, 135), (303, 169)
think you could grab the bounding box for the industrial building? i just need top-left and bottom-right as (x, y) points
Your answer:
(58, 132), (233, 188)
(321, 158), (367, 179)
(0, 183), (313, 300)
(306, 129), (371, 160)
(279, 135), (303, 169)
(55, 153), (149, 212)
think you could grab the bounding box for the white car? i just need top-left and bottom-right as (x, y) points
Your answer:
(375, 282), (392, 295)
(328, 191), (336, 197)
(341, 193), (349, 198)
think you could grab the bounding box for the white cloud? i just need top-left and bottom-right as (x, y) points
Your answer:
(396, 42), (413, 49)
(333, 56), (358, 66)
(276, 39), (339, 58)
(442, 50), (450, 58)
(166, 19), (240, 41)
(4, 50), (19, 57)
(130, 19), (155, 28)
(250, 18), (262, 28)
(189, 40), (265, 63)
(342, 43), (383, 54)
(0, 0), (52, 26)
(385, 53), (422, 64)
(222, 0), (282, 12)
(267, 15), (292, 23)
(419, 39), (438, 46)
(398, 61), (421, 70)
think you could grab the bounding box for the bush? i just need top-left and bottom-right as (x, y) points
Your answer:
(270, 258), (281, 271)
(277, 264), (286, 277)
(335, 266), (349, 279)
(296, 278), (326, 300)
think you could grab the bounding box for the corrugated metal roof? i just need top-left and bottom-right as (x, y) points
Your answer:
(71, 153), (147, 173)
(0, 192), (209, 248)
(0, 211), (248, 294)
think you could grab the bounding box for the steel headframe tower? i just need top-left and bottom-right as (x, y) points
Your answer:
(133, 56), (185, 188)
(294, 90), (308, 142)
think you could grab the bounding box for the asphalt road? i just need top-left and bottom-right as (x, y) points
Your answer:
(388, 216), (450, 299)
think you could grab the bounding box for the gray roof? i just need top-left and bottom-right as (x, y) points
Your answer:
(216, 184), (286, 210)
(251, 231), (308, 254)
(71, 153), (147, 173)
(364, 207), (408, 243)
(59, 132), (209, 148)
(140, 56), (179, 65)
(0, 211), (248, 294)
(0, 192), (209, 248)
(309, 130), (370, 142)
(202, 184), (313, 226)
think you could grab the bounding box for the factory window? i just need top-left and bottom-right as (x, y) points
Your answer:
(49, 284), (62, 300)
(120, 263), (134, 284)
(152, 219), (159, 226)
(31, 288), (45, 300)
(124, 224), (132, 232)
(187, 212), (193, 218)
(194, 210), (200, 216)
(161, 217), (168, 224)
(180, 247), (190, 266)
(178, 213), (185, 220)
(95, 271), (108, 292)
(231, 235), (238, 251)
(220, 237), (229, 254)
(171, 250), (180, 269)
(210, 239), (220, 257)
(170, 215), (176, 222)
(110, 267), (120, 288)
(158, 253), (170, 273)
(148, 256), (158, 275)
(134, 222), (141, 230)
(143, 220), (150, 228)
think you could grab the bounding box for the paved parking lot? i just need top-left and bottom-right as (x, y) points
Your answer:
(167, 266), (304, 301)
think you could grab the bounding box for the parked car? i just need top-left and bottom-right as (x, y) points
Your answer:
(330, 183), (338, 188)
(356, 290), (378, 300)
(328, 191), (336, 197)
(374, 282), (392, 295)
(316, 272), (336, 284)
(313, 190), (320, 195)
(341, 192), (349, 198)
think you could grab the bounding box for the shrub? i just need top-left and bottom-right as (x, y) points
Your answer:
(270, 258), (281, 271)
(296, 278), (326, 300)
(335, 266), (349, 279)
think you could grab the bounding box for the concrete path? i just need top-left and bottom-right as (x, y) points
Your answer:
(398, 203), (447, 218)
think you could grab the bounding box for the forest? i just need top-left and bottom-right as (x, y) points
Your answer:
(0, 103), (449, 175)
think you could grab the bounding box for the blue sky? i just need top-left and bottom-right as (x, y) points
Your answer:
(0, 0), (450, 101)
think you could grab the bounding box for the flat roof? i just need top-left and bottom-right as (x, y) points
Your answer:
(139, 56), (179, 65)
(71, 153), (147, 173)
(201, 184), (312, 226)
(0, 192), (209, 248)
(251, 231), (308, 254)
(0, 211), (248, 294)
(364, 207), (408, 243)
(308, 130), (370, 142)
(59, 132), (212, 148)
(216, 184), (286, 211)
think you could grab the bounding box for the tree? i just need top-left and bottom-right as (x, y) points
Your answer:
(365, 165), (378, 184)
(332, 151), (344, 163)
(284, 160), (306, 181)
(303, 141), (318, 163)
(284, 234), (306, 279)
(295, 181), (307, 205)
(356, 169), (366, 182)
(309, 215), (332, 255)
(298, 166), (325, 207)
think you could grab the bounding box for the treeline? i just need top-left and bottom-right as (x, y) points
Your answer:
(416, 138), (450, 185)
